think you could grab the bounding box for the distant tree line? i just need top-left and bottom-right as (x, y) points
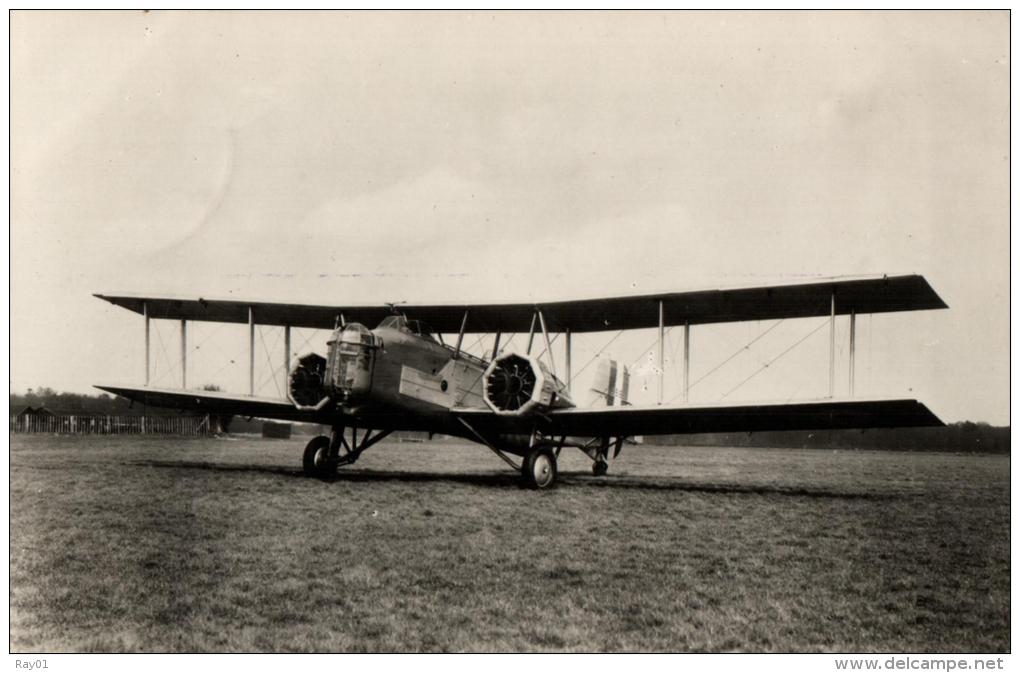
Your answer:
(659, 422), (1009, 454)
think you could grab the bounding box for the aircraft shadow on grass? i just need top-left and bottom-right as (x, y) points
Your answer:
(127, 459), (896, 500)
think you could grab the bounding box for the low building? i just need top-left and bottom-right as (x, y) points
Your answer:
(15, 405), (55, 419)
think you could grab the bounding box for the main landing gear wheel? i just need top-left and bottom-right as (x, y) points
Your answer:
(302, 436), (337, 478)
(522, 447), (557, 489)
(592, 459), (609, 477)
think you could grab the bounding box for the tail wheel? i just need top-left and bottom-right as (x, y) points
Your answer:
(522, 447), (557, 489)
(302, 436), (337, 478)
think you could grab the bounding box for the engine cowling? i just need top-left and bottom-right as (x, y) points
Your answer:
(483, 353), (573, 415)
(288, 352), (331, 411)
(325, 323), (378, 403)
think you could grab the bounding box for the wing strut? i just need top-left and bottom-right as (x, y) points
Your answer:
(180, 319), (188, 389)
(491, 331), (501, 361)
(564, 329), (572, 394)
(143, 301), (151, 386)
(248, 306), (255, 396)
(457, 418), (521, 471)
(828, 291), (836, 398)
(284, 325), (291, 381)
(657, 300), (665, 404)
(453, 310), (469, 359)
(682, 321), (690, 402)
(537, 309), (557, 377)
(849, 310), (857, 396)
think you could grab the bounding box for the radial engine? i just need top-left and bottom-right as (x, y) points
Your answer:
(287, 323), (380, 410)
(482, 352), (573, 415)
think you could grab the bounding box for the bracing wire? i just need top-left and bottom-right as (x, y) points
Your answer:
(534, 332), (561, 361)
(627, 328), (673, 370)
(205, 356), (240, 387)
(571, 330), (626, 380)
(465, 332), (489, 356)
(151, 320), (174, 386)
(252, 327), (325, 393)
(198, 339), (243, 385)
(292, 327), (324, 356)
(185, 322), (233, 386)
(256, 325), (284, 397)
(720, 318), (829, 400)
(665, 319), (785, 404)
(495, 333), (516, 358)
(148, 322), (332, 394)
(150, 320), (233, 389)
(453, 332), (519, 407)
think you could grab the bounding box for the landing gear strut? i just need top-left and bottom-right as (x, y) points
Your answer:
(522, 446), (557, 489)
(302, 425), (393, 479)
(581, 436), (613, 477)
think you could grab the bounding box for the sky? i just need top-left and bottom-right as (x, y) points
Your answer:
(10, 10), (1010, 423)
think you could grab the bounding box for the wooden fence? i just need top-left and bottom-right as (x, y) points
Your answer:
(10, 414), (212, 436)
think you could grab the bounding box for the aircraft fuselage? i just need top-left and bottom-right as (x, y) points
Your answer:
(311, 317), (491, 439)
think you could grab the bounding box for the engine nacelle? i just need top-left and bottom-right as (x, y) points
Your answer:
(288, 352), (331, 411)
(325, 323), (379, 403)
(483, 353), (573, 415)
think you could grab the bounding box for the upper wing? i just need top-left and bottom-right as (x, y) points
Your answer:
(95, 385), (327, 424)
(453, 398), (944, 438)
(95, 274), (946, 334)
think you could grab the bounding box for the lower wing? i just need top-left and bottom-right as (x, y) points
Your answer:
(453, 398), (943, 438)
(94, 385), (326, 424)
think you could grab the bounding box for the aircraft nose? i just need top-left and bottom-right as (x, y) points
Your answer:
(326, 323), (379, 401)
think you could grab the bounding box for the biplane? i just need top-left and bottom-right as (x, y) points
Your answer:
(95, 274), (946, 488)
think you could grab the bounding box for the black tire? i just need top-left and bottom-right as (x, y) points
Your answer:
(302, 436), (336, 478)
(522, 447), (557, 489)
(592, 459), (609, 477)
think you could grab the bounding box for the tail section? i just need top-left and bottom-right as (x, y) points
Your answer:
(618, 365), (630, 406)
(588, 359), (631, 407)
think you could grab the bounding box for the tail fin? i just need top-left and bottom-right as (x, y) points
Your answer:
(588, 359), (619, 407)
(587, 361), (638, 459)
(589, 360), (631, 407)
(618, 365), (630, 406)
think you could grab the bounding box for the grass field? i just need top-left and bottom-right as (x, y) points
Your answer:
(9, 434), (1009, 653)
